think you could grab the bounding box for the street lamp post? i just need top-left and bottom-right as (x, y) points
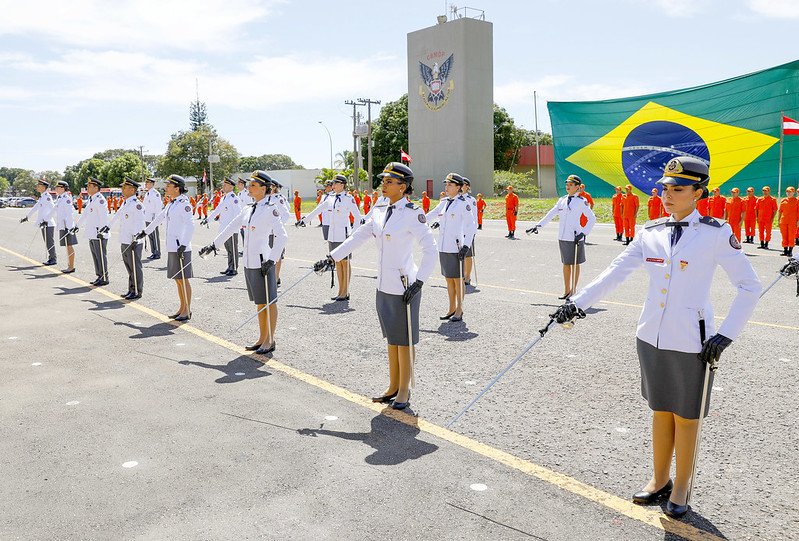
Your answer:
(318, 121), (333, 169)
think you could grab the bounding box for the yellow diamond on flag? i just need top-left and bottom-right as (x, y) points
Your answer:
(566, 101), (778, 191)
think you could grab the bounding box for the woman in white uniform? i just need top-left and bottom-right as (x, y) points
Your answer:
(528, 174), (596, 299)
(54, 180), (78, 273)
(551, 157), (761, 518)
(314, 163), (437, 410)
(426, 173), (476, 321)
(20, 179), (57, 265)
(200, 171), (287, 355)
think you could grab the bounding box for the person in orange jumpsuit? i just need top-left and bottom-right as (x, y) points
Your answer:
(107, 195), (112, 213)
(113, 195), (121, 212)
(315, 189), (323, 224)
(476, 193), (487, 229)
(293, 190), (302, 222)
(362, 191), (372, 215)
(611, 186), (624, 241)
(725, 187), (744, 242)
(743, 186), (757, 243)
(578, 183), (594, 228)
(421, 191), (430, 213)
(190, 195), (197, 216)
(76, 195), (83, 214)
(696, 196), (709, 216)
(709, 187), (726, 218)
(372, 190), (379, 205)
(212, 191), (221, 210)
(756, 186), (778, 249)
(621, 184), (639, 245)
(777, 186), (798, 257)
(352, 190), (361, 209)
(505, 185), (519, 238)
(647, 187), (665, 220)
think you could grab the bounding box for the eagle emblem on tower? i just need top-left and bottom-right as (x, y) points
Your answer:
(419, 53), (454, 111)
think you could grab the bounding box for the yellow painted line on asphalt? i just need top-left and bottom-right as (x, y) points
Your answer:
(1, 244), (724, 541)
(285, 257), (798, 332)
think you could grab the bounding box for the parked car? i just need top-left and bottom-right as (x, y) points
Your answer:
(0, 198), (7, 208)
(17, 197), (36, 208)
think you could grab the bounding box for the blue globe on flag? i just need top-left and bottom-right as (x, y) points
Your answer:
(621, 121), (709, 194)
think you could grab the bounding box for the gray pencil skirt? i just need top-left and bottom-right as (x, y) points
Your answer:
(328, 241), (351, 259)
(636, 338), (713, 420)
(322, 224), (330, 241)
(58, 228), (78, 246)
(244, 266), (277, 305)
(376, 290), (421, 346)
(167, 251), (193, 279)
(558, 239), (586, 265)
(439, 252), (462, 278)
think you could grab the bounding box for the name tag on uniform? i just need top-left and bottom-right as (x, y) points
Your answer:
(646, 257), (664, 263)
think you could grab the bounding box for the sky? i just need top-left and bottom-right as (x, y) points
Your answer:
(1, 0), (798, 173)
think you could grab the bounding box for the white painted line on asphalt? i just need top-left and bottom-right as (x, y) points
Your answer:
(470, 483), (488, 492)
(122, 461), (138, 468)
(235, 372), (246, 376)
(176, 343), (185, 346)
(8, 336), (18, 340)
(464, 380), (476, 385)
(779, 357), (792, 363)
(66, 401), (80, 406)
(235, 310), (242, 313)
(324, 415), (338, 421)
(31, 362), (42, 366)
(713, 386), (724, 392)
(566, 354), (576, 358)
(615, 427), (628, 433)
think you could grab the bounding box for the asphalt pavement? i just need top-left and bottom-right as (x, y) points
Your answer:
(1, 207), (796, 541)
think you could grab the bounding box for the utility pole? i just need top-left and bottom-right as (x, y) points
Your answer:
(534, 91), (541, 198)
(345, 99), (365, 191)
(138, 146), (146, 184)
(358, 98), (381, 191)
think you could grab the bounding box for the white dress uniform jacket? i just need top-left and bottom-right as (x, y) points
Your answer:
(213, 199), (287, 269)
(26, 191), (56, 226)
(238, 189), (253, 207)
(308, 191), (333, 225)
(143, 194), (195, 252)
(363, 195), (389, 221)
(535, 194), (597, 240)
(108, 195), (146, 244)
(143, 188), (163, 222)
(76, 193), (109, 240)
(426, 195), (477, 253)
(268, 193), (292, 225)
(331, 201), (437, 295)
(207, 191), (242, 229)
(55, 193), (76, 230)
(572, 211), (761, 353)
(304, 191), (361, 242)
(463, 192), (478, 243)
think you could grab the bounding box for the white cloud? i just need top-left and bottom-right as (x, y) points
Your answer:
(626, 0), (711, 18)
(495, 75), (654, 106)
(0, 49), (400, 110)
(747, 0), (799, 18)
(0, 0), (279, 52)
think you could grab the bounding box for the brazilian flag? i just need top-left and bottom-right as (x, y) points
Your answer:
(549, 60), (799, 197)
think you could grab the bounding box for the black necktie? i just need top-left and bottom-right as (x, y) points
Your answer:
(248, 202), (257, 222)
(665, 221), (688, 247)
(567, 195), (573, 208)
(334, 194), (341, 208)
(384, 205), (395, 225)
(445, 198), (454, 211)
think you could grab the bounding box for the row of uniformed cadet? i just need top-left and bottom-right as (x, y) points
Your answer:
(102, 178), (147, 300)
(143, 178), (164, 260)
(205, 177), (243, 276)
(75, 178), (110, 285)
(20, 179), (58, 266)
(200, 171), (288, 355)
(551, 156), (761, 518)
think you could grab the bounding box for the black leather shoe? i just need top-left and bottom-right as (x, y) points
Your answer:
(90, 278), (101, 286)
(122, 292), (133, 299)
(96, 280), (109, 286)
(449, 314), (463, 322)
(221, 270), (231, 275)
(371, 391), (397, 403)
(245, 343), (262, 351)
(43, 260), (57, 266)
(128, 293), (142, 300)
(665, 499), (690, 518)
(174, 312), (191, 321)
(632, 480), (672, 505)
(151, 254), (161, 260)
(255, 342), (276, 355)
(558, 293), (572, 300)
(168, 313), (180, 319)
(440, 311), (455, 320)
(392, 391), (411, 410)
(61, 268), (75, 274)
(227, 271), (238, 276)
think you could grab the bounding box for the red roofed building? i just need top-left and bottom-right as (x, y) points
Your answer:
(512, 145), (557, 197)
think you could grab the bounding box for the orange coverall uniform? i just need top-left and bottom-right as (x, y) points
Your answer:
(199, 195), (208, 219)
(744, 195), (757, 238)
(362, 194), (372, 215)
(622, 193), (639, 238)
(477, 198), (487, 227)
(293, 195), (302, 221)
(756, 195), (777, 242)
(778, 197), (798, 248)
(696, 198), (710, 216)
(316, 192), (323, 223)
(709, 195), (726, 219)
(422, 194), (430, 213)
(726, 197), (744, 241)
(76, 197), (83, 214)
(611, 193), (624, 235)
(647, 195), (665, 220)
(505, 193), (519, 233)
(579, 191), (593, 227)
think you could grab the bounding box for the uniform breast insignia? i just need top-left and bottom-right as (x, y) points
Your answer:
(646, 257), (665, 263)
(645, 217), (669, 229)
(405, 202), (417, 209)
(418, 213), (427, 223)
(273, 209), (280, 217)
(466, 205), (471, 211)
(699, 216), (725, 227)
(729, 234), (742, 250)
(185, 206), (191, 212)
(125, 214), (129, 219)
(234, 198), (238, 204)
(680, 260), (689, 270)
(137, 204), (142, 210)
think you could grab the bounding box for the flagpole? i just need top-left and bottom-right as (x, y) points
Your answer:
(778, 110), (784, 198)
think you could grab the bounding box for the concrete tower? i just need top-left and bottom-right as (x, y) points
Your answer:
(407, 16), (494, 196)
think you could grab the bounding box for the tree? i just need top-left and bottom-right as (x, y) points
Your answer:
(0, 176), (9, 195)
(0, 167), (29, 186)
(12, 170), (37, 196)
(316, 166), (367, 185)
(37, 170), (63, 185)
(493, 104), (519, 171)
(156, 126), (239, 192)
(190, 98), (208, 131)
(334, 150), (355, 169)
(239, 154), (303, 172)
(92, 148), (133, 162)
(77, 158), (107, 186)
(101, 152), (146, 187)
(371, 94), (409, 184)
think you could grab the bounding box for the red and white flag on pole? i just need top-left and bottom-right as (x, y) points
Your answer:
(783, 115), (799, 136)
(202, 170), (207, 192)
(400, 149), (412, 164)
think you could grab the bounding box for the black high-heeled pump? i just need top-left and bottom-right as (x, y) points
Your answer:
(440, 311), (455, 320)
(175, 312), (191, 322)
(245, 343), (262, 351)
(371, 391), (398, 404)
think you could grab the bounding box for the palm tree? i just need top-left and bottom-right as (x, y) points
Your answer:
(334, 150), (354, 169)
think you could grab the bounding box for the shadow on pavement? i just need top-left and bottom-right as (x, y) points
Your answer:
(53, 285), (92, 295)
(421, 322), (479, 342)
(23, 272), (59, 279)
(82, 298), (125, 311)
(285, 302), (355, 315)
(659, 510), (727, 540)
(6, 264), (41, 271)
(203, 274), (234, 284)
(297, 413), (438, 466)
(114, 320), (178, 339)
(178, 356), (272, 383)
